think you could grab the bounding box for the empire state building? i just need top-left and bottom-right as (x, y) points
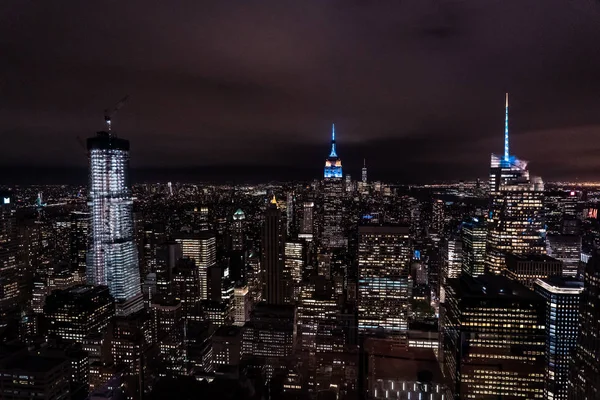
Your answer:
(322, 124), (346, 248)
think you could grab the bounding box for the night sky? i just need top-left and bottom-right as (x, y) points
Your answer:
(2, 1), (600, 183)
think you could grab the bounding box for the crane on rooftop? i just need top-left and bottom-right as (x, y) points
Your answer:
(104, 95), (129, 134)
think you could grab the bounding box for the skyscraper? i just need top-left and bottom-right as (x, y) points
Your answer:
(358, 225), (412, 335)
(461, 217), (487, 277)
(534, 277), (583, 400)
(263, 195), (285, 305)
(322, 124), (346, 248)
(443, 274), (546, 399)
(231, 209), (245, 251)
(569, 256), (600, 399)
(87, 132), (142, 316)
(361, 159), (367, 184)
(174, 231), (216, 300)
(440, 237), (462, 302)
(486, 94), (545, 273)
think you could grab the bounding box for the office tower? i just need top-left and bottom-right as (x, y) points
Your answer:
(44, 285), (114, 343)
(87, 132), (142, 316)
(442, 274), (545, 399)
(322, 124), (346, 248)
(362, 159), (367, 183)
(431, 199), (445, 231)
(299, 201), (314, 241)
(365, 338), (448, 400)
(286, 192), (294, 237)
(112, 310), (156, 400)
(263, 196), (285, 305)
(142, 223), (167, 278)
(358, 225), (412, 335)
(569, 256), (600, 399)
(174, 231), (216, 300)
(284, 241), (304, 303)
(0, 349), (71, 400)
(212, 326), (243, 369)
(171, 259), (202, 320)
(297, 276), (339, 355)
(440, 237), (462, 302)
(505, 254), (563, 289)
(155, 241), (182, 296)
(461, 217), (487, 277)
(69, 211), (89, 283)
(0, 193), (21, 321)
(231, 209), (245, 251)
(241, 303), (296, 378)
(487, 94), (545, 273)
(233, 285), (251, 326)
(534, 277), (583, 400)
(151, 296), (185, 377)
(546, 234), (581, 277)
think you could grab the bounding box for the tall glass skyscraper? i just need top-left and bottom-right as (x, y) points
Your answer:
(322, 124), (346, 248)
(87, 132), (142, 316)
(486, 94), (545, 273)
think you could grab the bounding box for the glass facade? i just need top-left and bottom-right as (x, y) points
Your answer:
(86, 133), (141, 313)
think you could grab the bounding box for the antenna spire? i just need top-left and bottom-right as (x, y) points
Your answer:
(504, 92), (509, 161)
(329, 123), (337, 157)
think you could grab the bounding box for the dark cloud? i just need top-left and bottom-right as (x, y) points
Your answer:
(1, 0), (600, 183)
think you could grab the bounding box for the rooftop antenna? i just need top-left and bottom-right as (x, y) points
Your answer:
(329, 123), (337, 157)
(504, 92), (509, 161)
(104, 95), (129, 135)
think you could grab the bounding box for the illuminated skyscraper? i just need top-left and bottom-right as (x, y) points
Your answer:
(362, 159), (367, 184)
(263, 195), (285, 305)
(440, 237), (462, 302)
(299, 201), (314, 241)
(534, 277), (583, 400)
(486, 94), (545, 273)
(174, 231), (216, 300)
(569, 256), (600, 399)
(358, 225), (412, 335)
(87, 132), (142, 316)
(322, 124), (346, 248)
(443, 274), (545, 399)
(284, 241), (304, 303)
(461, 217), (487, 277)
(231, 209), (245, 251)
(69, 211), (90, 284)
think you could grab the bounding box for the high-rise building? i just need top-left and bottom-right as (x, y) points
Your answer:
(284, 241), (304, 303)
(0, 193), (21, 321)
(362, 158), (367, 184)
(263, 196), (285, 305)
(299, 201), (314, 241)
(431, 199), (445, 232)
(0, 350), (71, 400)
(233, 285), (251, 326)
(461, 217), (487, 277)
(534, 277), (583, 400)
(442, 274), (545, 399)
(174, 231), (216, 300)
(69, 211), (89, 283)
(322, 124), (346, 248)
(171, 259), (202, 320)
(440, 237), (462, 302)
(44, 285), (114, 343)
(546, 234), (581, 277)
(212, 325), (243, 369)
(231, 209), (245, 251)
(241, 303), (296, 378)
(569, 256), (600, 399)
(486, 94), (545, 273)
(87, 132), (142, 316)
(358, 225), (412, 335)
(505, 254), (563, 289)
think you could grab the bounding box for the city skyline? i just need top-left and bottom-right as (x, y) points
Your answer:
(2, 1), (600, 183)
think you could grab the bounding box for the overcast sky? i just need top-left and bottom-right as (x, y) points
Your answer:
(2, 0), (600, 182)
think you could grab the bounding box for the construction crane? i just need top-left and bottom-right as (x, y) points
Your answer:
(104, 95), (129, 133)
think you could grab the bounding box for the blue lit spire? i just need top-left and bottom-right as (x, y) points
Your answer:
(329, 123), (337, 157)
(504, 92), (509, 162)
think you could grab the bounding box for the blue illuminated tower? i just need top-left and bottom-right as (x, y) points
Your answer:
(322, 123), (346, 248)
(486, 93), (546, 273)
(324, 124), (342, 178)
